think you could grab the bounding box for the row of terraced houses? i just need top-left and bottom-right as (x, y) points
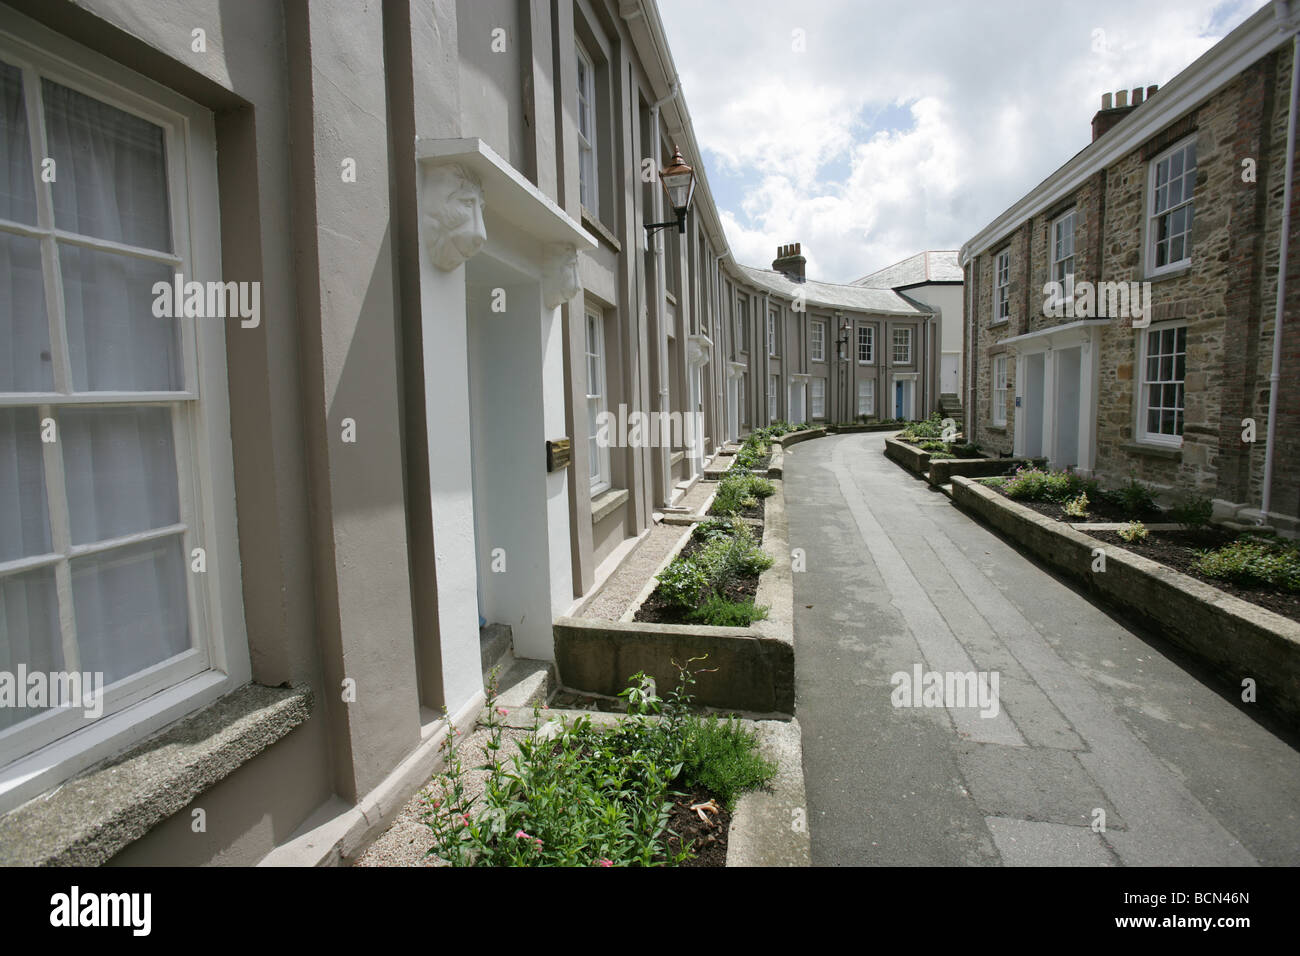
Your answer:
(0, 0), (956, 865)
(961, 0), (1300, 534)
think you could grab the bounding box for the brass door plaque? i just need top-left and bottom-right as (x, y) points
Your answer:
(546, 437), (572, 472)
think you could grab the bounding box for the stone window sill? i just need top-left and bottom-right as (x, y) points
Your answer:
(1145, 263), (1192, 283)
(591, 487), (629, 524)
(1124, 441), (1182, 462)
(0, 682), (312, 866)
(580, 207), (620, 252)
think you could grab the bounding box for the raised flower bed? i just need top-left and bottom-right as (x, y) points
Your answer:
(951, 474), (1300, 729)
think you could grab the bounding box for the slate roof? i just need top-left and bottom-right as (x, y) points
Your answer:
(852, 250), (963, 289)
(735, 265), (933, 316)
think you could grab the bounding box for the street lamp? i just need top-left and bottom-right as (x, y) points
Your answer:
(645, 145), (696, 235)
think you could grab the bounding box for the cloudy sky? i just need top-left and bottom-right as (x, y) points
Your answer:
(656, 0), (1270, 283)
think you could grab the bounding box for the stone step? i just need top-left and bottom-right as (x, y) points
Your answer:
(479, 623), (513, 686)
(491, 657), (556, 713)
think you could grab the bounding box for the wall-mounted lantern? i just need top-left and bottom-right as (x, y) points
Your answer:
(644, 145), (696, 236)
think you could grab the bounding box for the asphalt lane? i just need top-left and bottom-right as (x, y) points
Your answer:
(785, 431), (1300, 866)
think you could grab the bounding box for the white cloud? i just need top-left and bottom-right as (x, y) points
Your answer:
(658, 0), (1269, 282)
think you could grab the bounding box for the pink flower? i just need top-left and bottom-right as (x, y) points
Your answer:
(460, 814), (470, 826)
(497, 707), (509, 716)
(515, 830), (531, 840)
(534, 838), (543, 848)
(598, 858), (613, 867)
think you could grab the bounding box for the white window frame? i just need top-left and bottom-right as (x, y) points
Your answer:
(994, 249), (1010, 324)
(1135, 322), (1187, 448)
(1051, 208), (1076, 296)
(856, 378), (875, 418)
(810, 378), (826, 420)
(0, 15), (249, 810)
(811, 321), (826, 363)
(1146, 136), (1196, 277)
(991, 354), (1008, 426)
(575, 41), (599, 218)
(768, 374), (778, 421)
(585, 308), (611, 495)
(857, 325), (874, 364)
(767, 309), (778, 357)
(892, 327), (912, 366)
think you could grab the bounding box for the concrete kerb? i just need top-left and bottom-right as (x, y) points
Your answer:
(951, 475), (1300, 729)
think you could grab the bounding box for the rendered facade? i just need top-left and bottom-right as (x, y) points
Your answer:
(0, 0), (943, 865)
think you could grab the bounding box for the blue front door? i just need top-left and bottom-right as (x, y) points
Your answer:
(895, 381), (904, 419)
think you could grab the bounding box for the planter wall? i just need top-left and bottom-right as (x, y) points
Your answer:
(951, 476), (1300, 729)
(884, 436), (931, 476)
(927, 455), (1047, 487)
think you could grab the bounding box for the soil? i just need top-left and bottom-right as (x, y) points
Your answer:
(633, 533), (763, 625)
(993, 486), (1166, 524)
(1088, 528), (1300, 624)
(663, 788), (731, 867)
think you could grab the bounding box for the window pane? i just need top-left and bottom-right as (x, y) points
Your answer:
(0, 60), (38, 224)
(60, 244), (182, 391)
(60, 405), (179, 545)
(0, 408), (52, 562)
(0, 231), (53, 392)
(71, 534), (190, 684)
(43, 79), (172, 251)
(1147, 408), (1160, 433)
(0, 567), (63, 732)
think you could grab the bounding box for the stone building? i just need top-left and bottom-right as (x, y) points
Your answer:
(0, 0), (941, 865)
(960, 0), (1300, 531)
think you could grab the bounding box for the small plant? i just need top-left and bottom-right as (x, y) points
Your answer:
(679, 715), (777, 811)
(899, 413), (946, 441)
(711, 471), (775, 514)
(1112, 475), (1158, 516)
(982, 476), (1007, 488)
(1194, 538), (1300, 592)
(1170, 494), (1214, 530)
(688, 595), (769, 627)
(655, 557), (708, 608)
(1063, 492), (1090, 518)
(1118, 520), (1149, 543)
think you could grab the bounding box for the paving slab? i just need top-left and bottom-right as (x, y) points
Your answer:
(786, 431), (1300, 866)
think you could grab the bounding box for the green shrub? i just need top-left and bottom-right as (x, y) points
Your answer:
(1118, 520), (1149, 543)
(1171, 494), (1214, 530)
(712, 471), (775, 514)
(422, 664), (773, 866)
(899, 414), (946, 441)
(982, 476), (1007, 488)
(679, 715), (777, 811)
(1111, 476), (1158, 516)
(687, 595), (769, 627)
(697, 519), (772, 591)
(1003, 466), (1096, 503)
(1194, 539), (1300, 592)
(655, 557), (708, 608)
(1063, 493), (1090, 518)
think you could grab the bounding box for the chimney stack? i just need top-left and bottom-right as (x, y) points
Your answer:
(772, 242), (807, 282)
(1091, 84), (1157, 142)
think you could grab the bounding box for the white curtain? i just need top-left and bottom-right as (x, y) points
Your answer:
(42, 77), (171, 252)
(1, 61), (52, 394)
(0, 408), (52, 563)
(0, 76), (192, 724)
(60, 244), (180, 392)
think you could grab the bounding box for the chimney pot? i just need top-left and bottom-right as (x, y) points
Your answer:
(1102, 92), (1113, 110)
(1116, 89), (1128, 108)
(1132, 87), (1143, 105)
(1147, 84), (1158, 99)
